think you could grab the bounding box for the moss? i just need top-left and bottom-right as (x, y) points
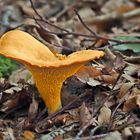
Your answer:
(0, 55), (18, 78)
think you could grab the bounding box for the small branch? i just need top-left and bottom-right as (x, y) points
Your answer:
(112, 65), (127, 90)
(29, 0), (43, 20)
(74, 9), (97, 37)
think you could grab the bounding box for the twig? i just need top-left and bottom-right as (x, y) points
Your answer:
(74, 9), (97, 36)
(29, 0), (43, 20)
(33, 16), (140, 46)
(112, 65), (127, 90)
(31, 13), (140, 45)
(29, 0), (69, 33)
(89, 125), (101, 140)
(74, 9), (140, 45)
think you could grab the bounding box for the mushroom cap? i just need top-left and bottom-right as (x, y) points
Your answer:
(0, 30), (104, 68)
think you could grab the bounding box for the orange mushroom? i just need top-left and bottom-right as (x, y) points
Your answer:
(0, 30), (104, 114)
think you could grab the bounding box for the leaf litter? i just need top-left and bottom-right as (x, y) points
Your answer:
(0, 0), (140, 139)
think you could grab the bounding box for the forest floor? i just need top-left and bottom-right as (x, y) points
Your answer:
(0, 0), (140, 139)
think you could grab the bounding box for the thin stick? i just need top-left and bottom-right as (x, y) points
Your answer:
(74, 9), (97, 36)
(29, 0), (43, 20)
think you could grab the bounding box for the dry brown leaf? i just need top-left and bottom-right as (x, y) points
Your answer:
(76, 66), (102, 78)
(98, 69), (119, 85)
(123, 88), (140, 112)
(79, 102), (92, 128)
(76, 65), (119, 86)
(123, 96), (138, 112)
(117, 82), (134, 99)
(76, 66), (102, 86)
(98, 106), (111, 125)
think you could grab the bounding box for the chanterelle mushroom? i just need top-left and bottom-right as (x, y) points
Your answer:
(0, 30), (104, 114)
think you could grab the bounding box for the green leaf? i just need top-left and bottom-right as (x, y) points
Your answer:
(110, 36), (140, 53)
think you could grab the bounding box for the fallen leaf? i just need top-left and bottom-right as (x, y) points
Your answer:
(76, 66), (102, 79)
(123, 88), (140, 112)
(117, 82), (134, 99)
(110, 36), (140, 53)
(98, 69), (119, 85)
(113, 53), (126, 72)
(79, 102), (92, 128)
(75, 66), (102, 86)
(98, 106), (111, 125)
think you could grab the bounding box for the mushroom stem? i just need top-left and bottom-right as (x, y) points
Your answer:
(27, 63), (83, 114)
